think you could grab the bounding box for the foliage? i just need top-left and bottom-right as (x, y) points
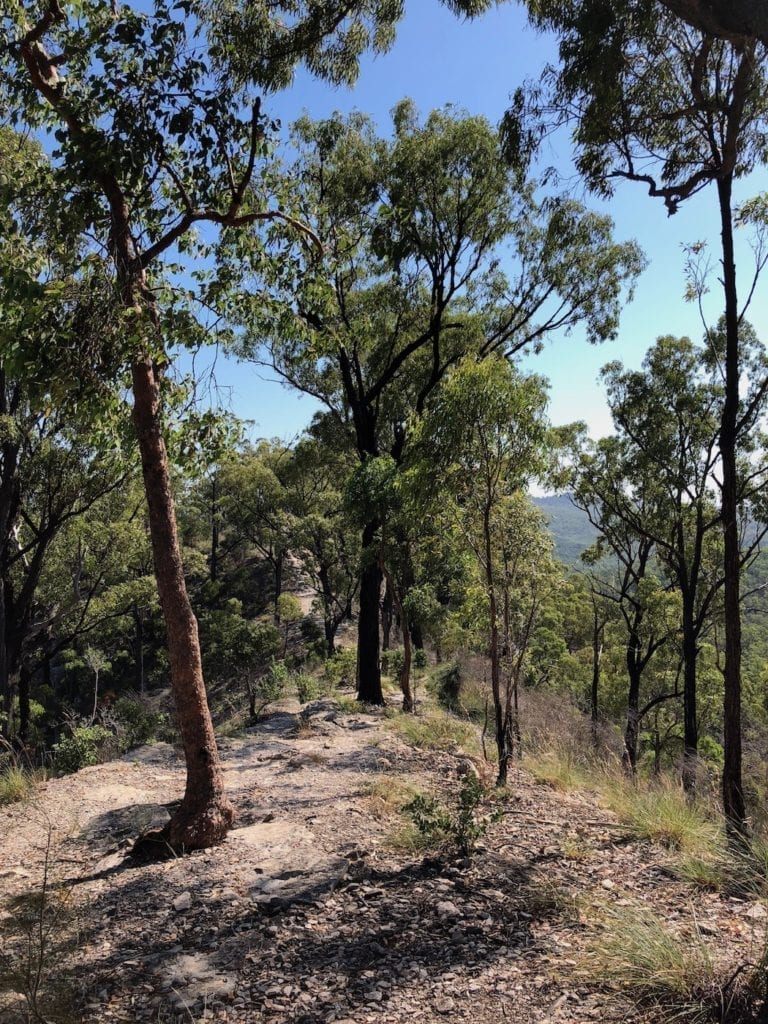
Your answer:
(294, 673), (319, 704)
(387, 707), (480, 756)
(323, 647), (358, 688)
(404, 772), (501, 858)
(110, 696), (168, 751)
(52, 725), (114, 775)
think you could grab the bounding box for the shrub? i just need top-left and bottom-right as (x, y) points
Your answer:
(381, 648), (404, 677)
(432, 662), (462, 711)
(247, 659), (288, 721)
(294, 673), (319, 704)
(111, 696), (167, 751)
(405, 773), (501, 858)
(413, 648), (428, 671)
(601, 778), (722, 855)
(52, 725), (114, 775)
(324, 646), (357, 688)
(582, 903), (717, 1011)
(387, 707), (480, 756)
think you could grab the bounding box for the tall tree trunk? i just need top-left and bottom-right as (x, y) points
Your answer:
(0, 580), (9, 740)
(18, 660), (30, 744)
(382, 565), (414, 712)
(622, 632), (642, 775)
(681, 599), (698, 795)
(209, 474), (219, 583)
(356, 520), (384, 705)
(483, 507), (507, 786)
(133, 604), (145, 695)
(717, 174), (747, 834)
(591, 605), (602, 750)
(318, 565), (337, 657)
(132, 359), (234, 849)
(273, 549), (284, 624)
(381, 585), (393, 651)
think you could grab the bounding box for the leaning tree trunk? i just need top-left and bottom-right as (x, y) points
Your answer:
(132, 358), (234, 849)
(18, 661), (31, 744)
(717, 174), (747, 834)
(356, 520), (384, 705)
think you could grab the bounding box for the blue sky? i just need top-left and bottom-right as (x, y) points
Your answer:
(195, 1), (768, 443)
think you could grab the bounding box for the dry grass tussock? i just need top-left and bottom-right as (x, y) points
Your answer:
(384, 705), (483, 759)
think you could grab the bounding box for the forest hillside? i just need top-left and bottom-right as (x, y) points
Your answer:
(2, 682), (767, 1024)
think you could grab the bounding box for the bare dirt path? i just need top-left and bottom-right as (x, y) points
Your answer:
(0, 698), (764, 1024)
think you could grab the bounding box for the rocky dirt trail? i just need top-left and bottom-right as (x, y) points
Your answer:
(1, 696), (765, 1024)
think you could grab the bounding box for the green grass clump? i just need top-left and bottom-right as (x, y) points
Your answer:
(360, 776), (442, 853)
(361, 776), (427, 818)
(602, 779), (723, 854)
(524, 747), (595, 792)
(0, 765), (37, 805)
(385, 707), (479, 755)
(335, 696), (365, 714)
(583, 903), (717, 1009)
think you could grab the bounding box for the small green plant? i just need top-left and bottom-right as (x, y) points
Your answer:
(601, 778), (723, 855)
(381, 648), (404, 677)
(247, 659), (288, 721)
(413, 648), (428, 671)
(294, 673), (319, 704)
(432, 661), (462, 711)
(524, 747), (595, 792)
(387, 707), (480, 756)
(335, 695), (364, 714)
(52, 724), (113, 775)
(405, 772), (500, 858)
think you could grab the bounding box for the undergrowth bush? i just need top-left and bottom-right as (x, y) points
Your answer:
(324, 647), (357, 688)
(404, 773), (502, 858)
(52, 725), (114, 775)
(380, 648), (404, 677)
(294, 673), (319, 704)
(110, 696), (168, 751)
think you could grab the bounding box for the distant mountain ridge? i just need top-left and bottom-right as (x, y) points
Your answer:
(533, 493), (598, 566)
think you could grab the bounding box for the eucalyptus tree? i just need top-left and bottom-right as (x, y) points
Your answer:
(575, 476), (677, 772)
(0, 128), (133, 741)
(517, 0), (768, 827)
(583, 333), (768, 790)
(0, 0), (338, 846)
(215, 442), (297, 622)
(285, 435), (360, 656)
(239, 103), (642, 705)
(411, 356), (553, 785)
